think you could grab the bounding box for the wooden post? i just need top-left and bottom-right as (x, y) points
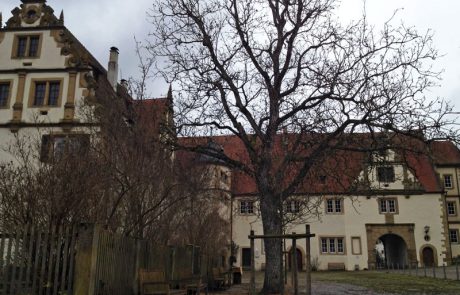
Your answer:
(456, 261), (459, 281)
(74, 223), (99, 295)
(292, 233), (298, 295)
(305, 225), (311, 295)
(250, 230), (255, 295)
(443, 264), (447, 279)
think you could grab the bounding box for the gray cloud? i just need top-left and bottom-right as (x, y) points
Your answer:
(1, 0), (459, 107)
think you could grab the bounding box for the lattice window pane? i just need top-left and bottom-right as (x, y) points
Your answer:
(48, 82), (60, 106)
(0, 83), (9, 106)
(33, 82), (46, 106)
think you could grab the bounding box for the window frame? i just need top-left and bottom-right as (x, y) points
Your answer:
(449, 229), (459, 244)
(319, 237), (346, 255)
(286, 200), (301, 214)
(0, 80), (13, 109)
(12, 33), (43, 59)
(444, 175), (454, 189)
(40, 133), (90, 163)
(447, 201), (457, 216)
(351, 236), (362, 255)
(325, 198), (344, 214)
(377, 166), (395, 183)
(239, 200), (255, 215)
(29, 79), (64, 108)
(378, 198), (399, 214)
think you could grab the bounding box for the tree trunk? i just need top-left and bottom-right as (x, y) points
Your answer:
(260, 192), (283, 294)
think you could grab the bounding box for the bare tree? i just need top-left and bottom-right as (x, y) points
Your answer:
(148, 0), (458, 292)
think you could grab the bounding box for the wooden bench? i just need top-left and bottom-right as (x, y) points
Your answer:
(139, 269), (187, 295)
(172, 269), (206, 295)
(211, 267), (226, 289)
(327, 263), (346, 271)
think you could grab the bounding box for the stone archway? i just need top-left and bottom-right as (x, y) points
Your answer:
(378, 234), (408, 267)
(366, 224), (417, 269)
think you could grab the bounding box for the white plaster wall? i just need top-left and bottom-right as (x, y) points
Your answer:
(0, 30), (67, 70)
(232, 193), (446, 271)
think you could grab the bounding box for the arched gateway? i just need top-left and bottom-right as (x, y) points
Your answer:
(366, 224), (417, 269)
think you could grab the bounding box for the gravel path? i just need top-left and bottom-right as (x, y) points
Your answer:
(209, 281), (397, 295)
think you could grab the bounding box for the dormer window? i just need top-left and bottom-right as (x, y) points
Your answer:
(444, 175), (453, 189)
(13, 34), (41, 58)
(377, 166), (395, 183)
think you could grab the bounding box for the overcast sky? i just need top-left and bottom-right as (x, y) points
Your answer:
(1, 0), (460, 109)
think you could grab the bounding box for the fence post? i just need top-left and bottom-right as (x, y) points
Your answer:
(416, 263), (418, 277)
(433, 264), (436, 278)
(250, 230), (255, 295)
(73, 223), (101, 295)
(424, 264), (427, 277)
(292, 234), (298, 295)
(443, 264), (447, 280)
(305, 225), (311, 295)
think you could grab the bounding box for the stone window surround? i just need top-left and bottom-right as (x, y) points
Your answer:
(325, 197), (344, 214)
(28, 78), (64, 108)
(351, 236), (362, 255)
(449, 229), (459, 244)
(11, 33), (43, 59)
(0, 80), (13, 109)
(378, 198), (399, 214)
(447, 201), (457, 216)
(319, 236), (346, 255)
(444, 174), (454, 189)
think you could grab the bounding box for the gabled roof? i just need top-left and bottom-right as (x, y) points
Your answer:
(177, 134), (444, 196)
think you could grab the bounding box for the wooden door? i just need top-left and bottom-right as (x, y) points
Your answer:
(422, 247), (434, 267)
(241, 248), (251, 268)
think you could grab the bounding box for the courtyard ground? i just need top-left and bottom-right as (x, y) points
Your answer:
(209, 270), (460, 295)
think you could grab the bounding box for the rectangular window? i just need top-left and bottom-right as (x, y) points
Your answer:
(31, 80), (62, 107)
(325, 198), (343, 214)
(328, 239), (336, 253)
(0, 82), (11, 107)
(449, 230), (459, 243)
(377, 166), (395, 183)
(444, 175), (453, 189)
(14, 35), (41, 58)
(447, 202), (457, 216)
(40, 134), (90, 162)
(286, 200), (300, 213)
(320, 237), (345, 255)
(321, 239), (328, 253)
(379, 198), (398, 214)
(240, 200), (254, 214)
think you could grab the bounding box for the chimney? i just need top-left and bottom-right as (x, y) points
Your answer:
(107, 47), (119, 91)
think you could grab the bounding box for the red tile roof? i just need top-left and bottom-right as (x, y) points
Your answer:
(430, 141), (460, 166)
(177, 135), (444, 195)
(132, 98), (171, 138)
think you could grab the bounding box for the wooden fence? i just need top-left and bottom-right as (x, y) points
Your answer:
(0, 225), (78, 295)
(1, 224), (206, 295)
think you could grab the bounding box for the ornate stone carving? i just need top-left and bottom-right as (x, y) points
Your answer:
(5, 3), (63, 29)
(5, 8), (22, 28)
(51, 29), (90, 69)
(39, 4), (62, 26)
(22, 5), (41, 24)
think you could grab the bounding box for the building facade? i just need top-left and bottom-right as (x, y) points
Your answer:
(180, 136), (460, 271)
